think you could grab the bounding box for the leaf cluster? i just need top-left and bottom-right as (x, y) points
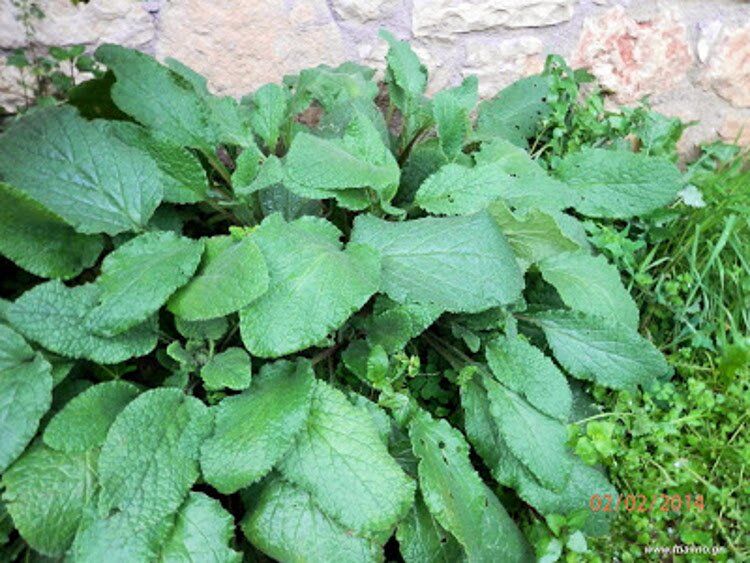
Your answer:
(0, 31), (687, 562)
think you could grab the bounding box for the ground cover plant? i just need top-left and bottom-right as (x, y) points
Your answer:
(0, 31), (735, 561)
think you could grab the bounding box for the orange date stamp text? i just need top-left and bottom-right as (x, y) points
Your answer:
(589, 493), (705, 513)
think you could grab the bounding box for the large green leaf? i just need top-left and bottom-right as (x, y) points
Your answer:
(556, 148), (683, 218)
(0, 106), (162, 235)
(530, 310), (672, 390)
(488, 201), (581, 269)
(539, 251), (639, 330)
(102, 121), (208, 204)
(240, 215), (379, 358)
(43, 380), (140, 453)
(96, 44), (251, 149)
(409, 410), (533, 562)
(0, 183), (103, 280)
(0, 324), (34, 371)
(415, 162), (513, 215)
(486, 335), (571, 421)
(461, 379), (615, 536)
(168, 235), (269, 321)
(483, 376), (571, 491)
(278, 380), (415, 536)
(2, 444), (97, 557)
(71, 511), (171, 562)
(474, 138), (580, 210)
(160, 492), (241, 563)
(201, 359), (314, 494)
(84, 231), (204, 337)
(7, 281), (158, 364)
(284, 111), (400, 204)
(396, 493), (464, 563)
(0, 355), (52, 471)
(242, 477), (382, 563)
(476, 75), (551, 147)
(97, 389), (213, 525)
(351, 212), (523, 312)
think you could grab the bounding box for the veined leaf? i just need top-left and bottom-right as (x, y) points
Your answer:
(486, 335), (572, 421)
(279, 380), (415, 536)
(96, 44), (252, 149)
(380, 29), (428, 106)
(284, 111), (400, 204)
(85, 231), (204, 337)
(101, 121), (208, 204)
(409, 410), (533, 562)
(160, 492), (241, 563)
(474, 138), (580, 210)
(97, 389), (213, 525)
(248, 83), (290, 151)
(396, 493), (464, 563)
(476, 75), (551, 147)
(242, 477), (382, 563)
(2, 444), (97, 557)
(0, 183), (104, 280)
(415, 162), (512, 215)
(43, 380), (140, 453)
(351, 212), (523, 312)
(168, 235), (269, 322)
(199, 347), (252, 392)
(483, 375), (571, 491)
(433, 76), (478, 159)
(461, 380), (615, 536)
(530, 310), (672, 390)
(0, 355), (53, 471)
(201, 359), (314, 494)
(556, 147), (683, 218)
(0, 106), (162, 235)
(488, 200), (581, 269)
(366, 297), (442, 353)
(240, 215), (379, 358)
(0, 324), (35, 371)
(539, 251), (640, 330)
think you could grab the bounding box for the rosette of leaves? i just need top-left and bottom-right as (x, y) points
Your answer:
(0, 31), (682, 562)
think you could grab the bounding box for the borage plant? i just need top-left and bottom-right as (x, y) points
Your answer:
(0, 31), (683, 562)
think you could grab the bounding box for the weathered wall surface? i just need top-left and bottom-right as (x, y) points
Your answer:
(1, 0), (749, 151)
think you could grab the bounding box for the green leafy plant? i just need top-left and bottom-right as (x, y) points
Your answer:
(0, 32), (687, 561)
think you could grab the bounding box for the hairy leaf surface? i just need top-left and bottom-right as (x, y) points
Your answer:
(201, 359), (313, 493)
(160, 492), (241, 563)
(0, 355), (52, 471)
(539, 251), (639, 329)
(242, 477), (382, 563)
(0, 106), (162, 235)
(531, 310), (672, 390)
(168, 235), (269, 321)
(240, 215), (379, 357)
(279, 380), (415, 535)
(2, 444), (97, 557)
(351, 212), (522, 312)
(0, 183), (103, 280)
(8, 281), (157, 364)
(556, 148), (683, 218)
(43, 380), (140, 453)
(97, 389), (213, 525)
(409, 410), (533, 562)
(85, 231), (204, 336)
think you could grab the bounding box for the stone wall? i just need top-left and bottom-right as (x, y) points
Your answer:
(1, 0), (749, 151)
